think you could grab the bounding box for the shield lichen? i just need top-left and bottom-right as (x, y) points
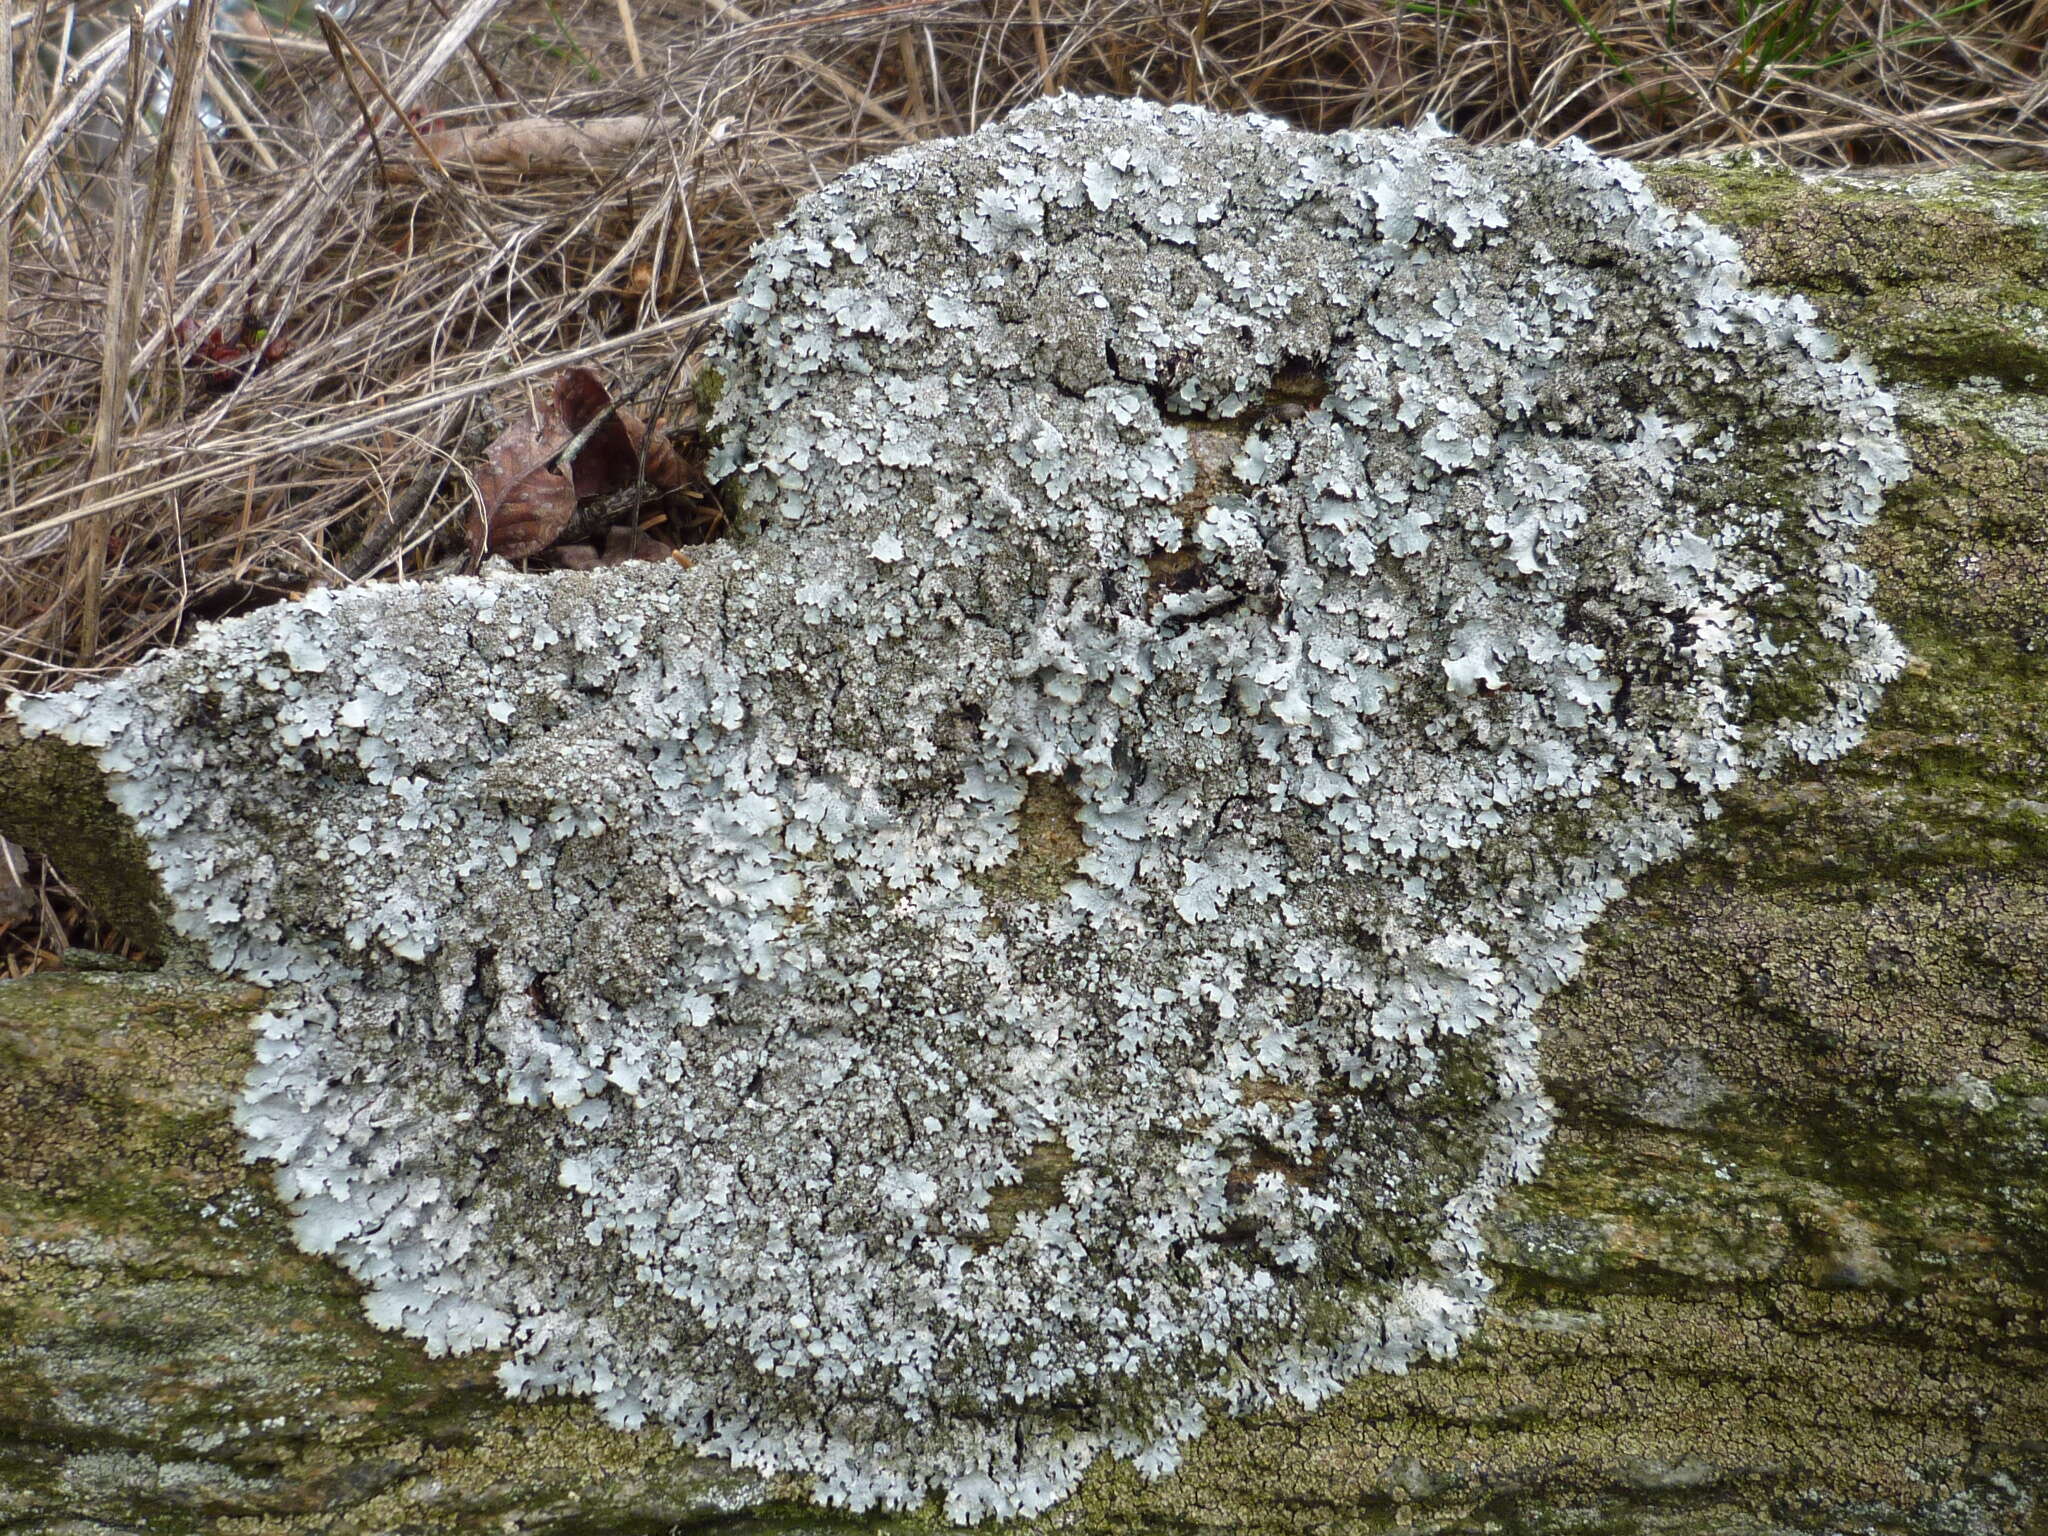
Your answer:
(12, 96), (1906, 1524)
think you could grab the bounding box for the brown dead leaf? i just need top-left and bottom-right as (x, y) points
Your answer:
(468, 368), (697, 563)
(618, 407), (687, 489)
(550, 526), (679, 569)
(472, 416), (577, 560)
(602, 524), (674, 565)
(553, 368), (644, 498)
(394, 116), (660, 183)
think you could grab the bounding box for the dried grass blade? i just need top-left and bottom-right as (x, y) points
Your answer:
(146, 0), (217, 314)
(0, 0), (180, 226)
(1, 0), (13, 529)
(705, 0), (917, 135)
(161, 0), (509, 373)
(317, 7), (399, 184)
(0, 0), (13, 190)
(419, 0), (522, 106)
(1672, 82), (2035, 156)
(201, 57), (281, 173)
(615, 0), (646, 75)
(316, 7), (453, 182)
(71, 11), (149, 665)
(389, 0), (513, 109)
(1, 305), (731, 549)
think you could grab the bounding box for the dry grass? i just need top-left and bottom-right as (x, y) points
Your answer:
(2, 0), (2044, 966)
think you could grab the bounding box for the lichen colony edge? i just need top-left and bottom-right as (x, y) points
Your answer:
(12, 97), (1906, 1524)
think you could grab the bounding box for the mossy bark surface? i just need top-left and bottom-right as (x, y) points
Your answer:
(0, 718), (177, 957)
(3, 164), (2047, 1535)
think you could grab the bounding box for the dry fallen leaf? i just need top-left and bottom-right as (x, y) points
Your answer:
(553, 524), (678, 569)
(469, 368), (697, 563)
(394, 116), (661, 183)
(471, 417), (577, 560)
(553, 368), (644, 497)
(600, 523), (675, 565)
(618, 407), (687, 489)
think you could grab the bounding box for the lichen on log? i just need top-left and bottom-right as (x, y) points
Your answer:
(1, 123), (2046, 1535)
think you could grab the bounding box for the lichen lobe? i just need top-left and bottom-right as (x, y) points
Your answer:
(12, 96), (1906, 1525)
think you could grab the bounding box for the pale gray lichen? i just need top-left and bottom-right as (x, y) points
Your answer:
(12, 96), (1907, 1524)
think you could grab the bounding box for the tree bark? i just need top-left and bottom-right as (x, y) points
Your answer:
(2, 162), (2045, 1535)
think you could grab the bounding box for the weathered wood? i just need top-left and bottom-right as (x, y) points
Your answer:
(1, 162), (2045, 1534)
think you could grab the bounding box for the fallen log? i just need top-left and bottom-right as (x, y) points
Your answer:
(1, 153), (2045, 1535)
